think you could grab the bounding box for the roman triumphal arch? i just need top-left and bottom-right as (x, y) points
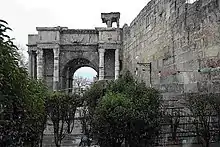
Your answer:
(27, 12), (122, 91)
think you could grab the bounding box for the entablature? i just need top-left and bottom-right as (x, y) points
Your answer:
(98, 42), (121, 50)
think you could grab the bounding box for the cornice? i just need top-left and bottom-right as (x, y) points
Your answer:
(61, 29), (98, 34)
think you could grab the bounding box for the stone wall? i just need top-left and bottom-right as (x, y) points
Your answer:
(122, 0), (220, 99)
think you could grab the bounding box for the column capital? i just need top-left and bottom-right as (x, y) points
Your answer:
(27, 50), (31, 55)
(53, 48), (60, 56)
(36, 48), (43, 55)
(98, 48), (105, 53)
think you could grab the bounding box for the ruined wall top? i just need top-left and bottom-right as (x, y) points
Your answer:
(101, 12), (120, 28)
(122, 0), (220, 93)
(128, 0), (217, 27)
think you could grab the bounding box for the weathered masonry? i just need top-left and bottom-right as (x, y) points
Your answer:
(27, 12), (122, 91)
(121, 1), (220, 145)
(123, 0), (220, 99)
(27, 0), (220, 146)
(28, 0), (220, 96)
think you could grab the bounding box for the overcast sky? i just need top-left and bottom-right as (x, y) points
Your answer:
(1, 0), (150, 79)
(74, 67), (97, 80)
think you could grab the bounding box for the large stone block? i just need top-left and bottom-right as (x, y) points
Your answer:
(122, 0), (220, 96)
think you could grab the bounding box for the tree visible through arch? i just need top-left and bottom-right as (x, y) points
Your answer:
(61, 58), (98, 93)
(72, 67), (97, 95)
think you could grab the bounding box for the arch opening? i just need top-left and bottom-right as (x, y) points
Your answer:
(72, 67), (97, 95)
(61, 58), (98, 93)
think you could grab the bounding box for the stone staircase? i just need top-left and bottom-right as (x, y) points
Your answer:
(42, 134), (82, 147)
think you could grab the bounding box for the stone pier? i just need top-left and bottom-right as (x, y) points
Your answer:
(53, 48), (60, 91)
(115, 48), (119, 79)
(98, 48), (105, 80)
(37, 48), (43, 80)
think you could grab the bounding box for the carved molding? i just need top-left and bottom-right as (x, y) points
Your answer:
(61, 29), (98, 34)
(60, 43), (98, 46)
(37, 43), (60, 49)
(98, 43), (121, 50)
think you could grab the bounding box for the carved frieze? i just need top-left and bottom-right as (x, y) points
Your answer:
(99, 30), (121, 43)
(61, 29), (98, 34)
(37, 43), (59, 49)
(61, 34), (98, 45)
(99, 43), (121, 50)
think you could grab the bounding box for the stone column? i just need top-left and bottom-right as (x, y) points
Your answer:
(53, 48), (60, 91)
(115, 48), (120, 79)
(32, 51), (36, 79)
(98, 48), (105, 80)
(66, 67), (70, 94)
(37, 49), (44, 80)
(28, 50), (32, 77)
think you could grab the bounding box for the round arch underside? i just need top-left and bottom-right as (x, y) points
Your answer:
(61, 58), (98, 92)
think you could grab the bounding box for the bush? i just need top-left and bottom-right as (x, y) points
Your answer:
(87, 71), (162, 147)
(0, 19), (48, 147)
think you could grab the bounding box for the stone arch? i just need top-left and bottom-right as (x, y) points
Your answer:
(61, 58), (98, 92)
(28, 13), (122, 91)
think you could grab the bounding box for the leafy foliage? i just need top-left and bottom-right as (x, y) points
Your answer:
(81, 80), (107, 141)
(0, 20), (48, 147)
(92, 92), (132, 147)
(84, 80), (106, 110)
(85, 71), (162, 147)
(46, 92), (82, 147)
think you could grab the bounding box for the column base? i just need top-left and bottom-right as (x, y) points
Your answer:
(53, 81), (59, 92)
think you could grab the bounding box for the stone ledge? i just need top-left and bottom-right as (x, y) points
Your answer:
(36, 27), (68, 31)
(62, 29), (98, 34)
(60, 43), (98, 46)
(95, 27), (120, 31)
(26, 44), (37, 47)
(98, 43), (121, 49)
(37, 43), (60, 49)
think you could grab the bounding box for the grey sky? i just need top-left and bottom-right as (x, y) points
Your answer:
(74, 67), (97, 80)
(1, 0), (150, 79)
